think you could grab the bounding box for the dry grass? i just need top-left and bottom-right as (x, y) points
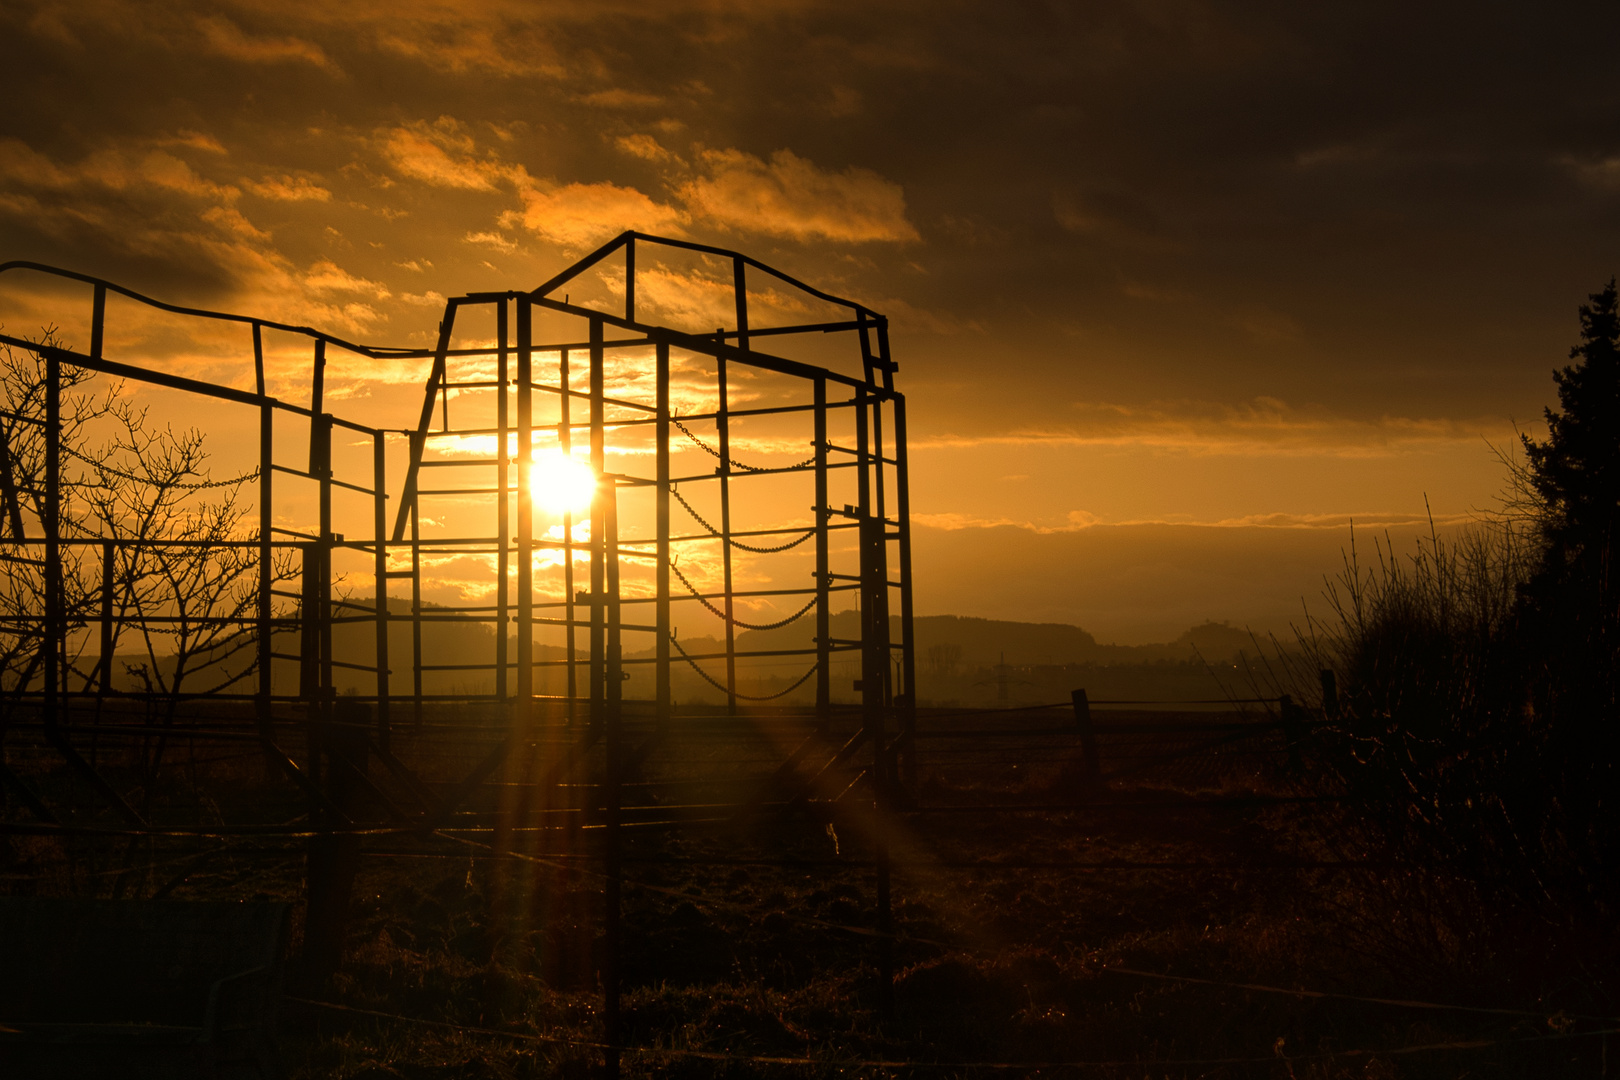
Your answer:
(4, 707), (1614, 1077)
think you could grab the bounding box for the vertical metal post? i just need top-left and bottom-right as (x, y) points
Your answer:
(43, 352), (60, 732)
(858, 521), (888, 726)
(717, 354), (736, 712)
(409, 447), (424, 731)
(561, 348), (576, 709)
(729, 257), (749, 715)
(814, 378), (830, 726)
(602, 478), (623, 1079)
(440, 363), (451, 432)
(860, 509), (893, 1021)
(496, 299), (509, 701)
(589, 320), (606, 729)
(89, 283), (105, 356)
(855, 389), (871, 545)
(857, 311), (877, 386)
(373, 431), (390, 750)
(655, 340), (671, 728)
(855, 387), (892, 1017)
(309, 340), (326, 474)
(252, 322), (264, 396)
(299, 544), (321, 787)
(874, 398), (889, 709)
(732, 257), (749, 351)
(874, 316), (895, 393)
(259, 404), (273, 730)
(317, 413), (334, 763)
(624, 235), (636, 325)
(491, 300), (531, 970)
(517, 300), (534, 714)
(893, 395), (916, 790)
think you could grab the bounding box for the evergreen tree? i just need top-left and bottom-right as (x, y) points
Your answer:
(1518, 279), (1620, 910)
(1522, 278), (1620, 585)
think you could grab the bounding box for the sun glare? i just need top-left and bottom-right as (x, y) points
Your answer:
(531, 449), (597, 516)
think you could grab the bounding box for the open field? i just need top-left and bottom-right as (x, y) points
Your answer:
(5, 701), (1613, 1079)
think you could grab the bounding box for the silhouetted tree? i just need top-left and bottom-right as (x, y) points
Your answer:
(1516, 279), (1620, 911)
(0, 333), (294, 823)
(1522, 279), (1620, 616)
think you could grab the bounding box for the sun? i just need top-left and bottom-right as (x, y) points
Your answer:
(531, 449), (596, 516)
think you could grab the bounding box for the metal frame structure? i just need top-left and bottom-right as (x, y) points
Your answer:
(0, 233), (915, 1066)
(0, 231), (915, 757)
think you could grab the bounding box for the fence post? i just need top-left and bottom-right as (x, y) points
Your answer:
(1071, 688), (1098, 787)
(301, 697), (370, 989)
(1280, 693), (1304, 771)
(1319, 669), (1339, 719)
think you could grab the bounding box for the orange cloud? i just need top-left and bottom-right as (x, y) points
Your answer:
(378, 121), (683, 249)
(303, 259), (391, 300)
(243, 174), (332, 201)
(137, 151), (239, 202)
(377, 119), (914, 256)
(578, 88), (663, 108)
(680, 148), (918, 243)
(912, 399), (1504, 459)
(198, 16), (336, 71)
(379, 121), (520, 191)
(0, 138), (78, 189)
(512, 181), (682, 247)
(157, 131), (228, 155)
(614, 133), (675, 162)
(201, 206), (269, 241)
(464, 230), (517, 252)
(596, 263), (811, 334)
(371, 18), (565, 78)
(913, 509), (1477, 533)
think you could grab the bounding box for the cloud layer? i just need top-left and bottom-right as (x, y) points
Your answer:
(0, 0), (1604, 637)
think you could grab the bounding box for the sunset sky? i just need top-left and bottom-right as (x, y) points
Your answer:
(3, 1), (1617, 642)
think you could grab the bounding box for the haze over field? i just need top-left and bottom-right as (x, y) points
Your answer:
(3, 2), (1616, 639)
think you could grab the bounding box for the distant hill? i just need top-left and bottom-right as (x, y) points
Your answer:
(81, 599), (1277, 708)
(737, 612), (1263, 668)
(1169, 620), (1267, 662)
(718, 612), (1275, 707)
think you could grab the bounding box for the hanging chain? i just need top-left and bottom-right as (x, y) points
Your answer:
(671, 416), (816, 474)
(670, 488), (815, 554)
(61, 444), (256, 491)
(670, 560), (818, 631)
(669, 631), (818, 701)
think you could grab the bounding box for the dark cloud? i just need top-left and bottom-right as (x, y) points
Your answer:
(1, 0), (1612, 634)
(7, 0), (1610, 390)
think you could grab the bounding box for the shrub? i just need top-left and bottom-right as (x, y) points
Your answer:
(1291, 280), (1620, 940)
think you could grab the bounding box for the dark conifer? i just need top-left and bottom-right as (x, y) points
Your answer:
(1518, 279), (1620, 909)
(1522, 278), (1620, 587)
